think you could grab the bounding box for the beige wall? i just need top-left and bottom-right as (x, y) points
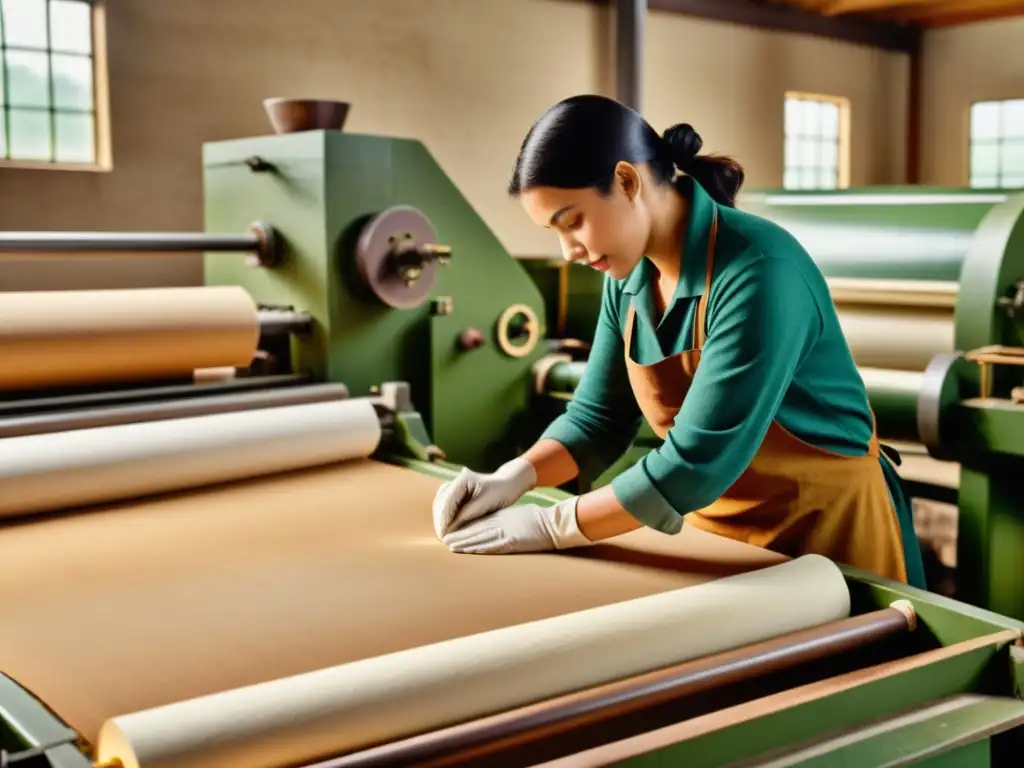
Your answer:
(919, 16), (1024, 186)
(0, 0), (909, 290)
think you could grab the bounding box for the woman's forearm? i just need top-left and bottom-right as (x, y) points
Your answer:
(521, 438), (580, 488)
(576, 483), (643, 541)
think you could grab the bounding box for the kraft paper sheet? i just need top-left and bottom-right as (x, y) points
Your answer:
(96, 555), (849, 768)
(0, 286), (260, 390)
(0, 460), (793, 756)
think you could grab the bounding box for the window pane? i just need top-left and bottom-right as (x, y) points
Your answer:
(8, 109), (51, 160)
(784, 136), (801, 166)
(784, 99), (802, 136)
(54, 111), (93, 163)
(971, 101), (1002, 141)
(970, 141), (1000, 179)
(800, 168), (818, 189)
(49, 0), (93, 54)
(783, 168), (800, 189)
(1001, 176), (1024, 188)
(970, 176), (997, 188)
(819, 167), (838, 189)
(51, 53), (92, 110)
(1002, 140), (1024, 177)
(798, 138), (818, 167)
(1, 0), (48, 48)
(819, 102), (839, 140)
(1003, 101), (1024, 140)
(5, 49), (51, 107)
(801, 101), (821, 137)
(821, 139), (839, 169)
(0, 113), (6, 157)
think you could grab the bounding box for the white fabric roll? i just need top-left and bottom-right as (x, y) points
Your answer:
(95, 555), (851, 768)
(0, 398), (382, 519)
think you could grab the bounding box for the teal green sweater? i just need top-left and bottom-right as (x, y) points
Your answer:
(541, 177), (925, 588)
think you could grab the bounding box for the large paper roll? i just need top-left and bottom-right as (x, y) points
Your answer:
(836, 304), (954, 371)
(0, 398), (381, 519)
(95, 555), (850, 768)
(0, 286), (260, 390)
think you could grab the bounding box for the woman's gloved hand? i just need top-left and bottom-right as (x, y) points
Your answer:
(442, 497), (592, 554)
(431, 457), (537, 540)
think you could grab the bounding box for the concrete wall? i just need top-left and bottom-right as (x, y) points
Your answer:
(0, 0), (910, 289)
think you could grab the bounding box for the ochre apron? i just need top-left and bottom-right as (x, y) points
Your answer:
(622, 213), (909, 583)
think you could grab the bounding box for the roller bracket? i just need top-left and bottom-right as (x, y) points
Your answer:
(245, 221), (283, 269)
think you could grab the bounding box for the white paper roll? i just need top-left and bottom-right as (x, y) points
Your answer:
(95, 555), (851, 768)
(0, 398), (382, 519)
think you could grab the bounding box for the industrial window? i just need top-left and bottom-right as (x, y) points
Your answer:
(783, 92), (849, 190)
(968, 99), (1024, 188)
(0, 0), (108, 168)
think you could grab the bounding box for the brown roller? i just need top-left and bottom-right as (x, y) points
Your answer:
(0, 286), (260, 391)
(324, 607), (914, 768)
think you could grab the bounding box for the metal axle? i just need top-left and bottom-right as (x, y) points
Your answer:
(0, 221), (281, 268)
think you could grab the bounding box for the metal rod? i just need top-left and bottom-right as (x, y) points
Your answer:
(0, 221), (281, 267)
(258, 309), (314, 336)
(321, 607), (914, 768)
(615, 0), (645, 113)
(0, 374), (310, 418)
(0, 231), (255, 253)
(0, 383), (351, 438)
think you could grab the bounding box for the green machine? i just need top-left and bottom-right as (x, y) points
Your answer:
(201, 125), (550, 473)
(2, 107), (1024, 766)
(528, 187), (1024, 622)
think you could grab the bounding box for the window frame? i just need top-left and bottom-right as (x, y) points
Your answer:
(967, 97), (1024, 190)
(0, 0), (110, 172)
(782, 90), (851, 191)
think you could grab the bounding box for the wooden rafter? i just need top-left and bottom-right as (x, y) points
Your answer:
(884, 0), (1024, 25)
(817, 0), (936, 16)
(572, 0), (919, 52)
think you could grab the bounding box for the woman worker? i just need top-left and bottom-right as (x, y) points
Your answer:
(432, 94), (926, 589)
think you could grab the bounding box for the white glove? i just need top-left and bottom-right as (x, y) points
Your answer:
(432, 457), (537, 540)
(442, 497), (592, 555)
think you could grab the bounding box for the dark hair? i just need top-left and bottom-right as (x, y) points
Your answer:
(508, 95), (744, 208)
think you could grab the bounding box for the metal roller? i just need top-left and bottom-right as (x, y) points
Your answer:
(0, 221), (282, 268)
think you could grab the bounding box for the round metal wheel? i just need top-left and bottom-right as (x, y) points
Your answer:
(496, 303), (540, 359)
(355, 206), (440, 310)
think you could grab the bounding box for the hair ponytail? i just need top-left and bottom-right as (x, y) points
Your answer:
(508, 95), (746, 207)
(661, 123), (745, 208)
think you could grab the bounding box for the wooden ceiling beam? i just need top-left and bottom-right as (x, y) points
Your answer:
(818, 0), (935, 16)
(884, 0), (1024, 21)
(575, 0), (920, 53)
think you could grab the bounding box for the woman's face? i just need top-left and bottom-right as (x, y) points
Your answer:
(519, 163), (651, 281)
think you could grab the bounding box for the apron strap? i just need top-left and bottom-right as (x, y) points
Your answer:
(694, 211), (719, 351)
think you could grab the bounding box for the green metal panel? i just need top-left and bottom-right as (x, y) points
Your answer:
(738, 187), (1012, 282)
(607, 640), (1016, 768)
(203, 130), (549, 471)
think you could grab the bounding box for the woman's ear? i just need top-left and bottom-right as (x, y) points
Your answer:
(613, 161), (642, 204)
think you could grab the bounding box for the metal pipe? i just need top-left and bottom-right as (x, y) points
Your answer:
(0, 383), (351, 438)
(0, 374), (310, 418)
(0, 232), (254, 253)
(321, 606), (914, 768)
(615, 0), (645, 113)
(258, 309), (314, 335)
(0, 221), (281, 267)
